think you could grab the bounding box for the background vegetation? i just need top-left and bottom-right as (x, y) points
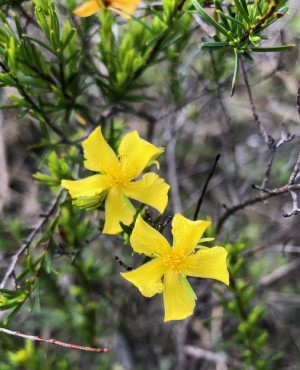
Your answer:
(0, 0), (299, 369)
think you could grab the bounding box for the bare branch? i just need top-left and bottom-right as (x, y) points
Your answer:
(276, 123), (295, 149)
(0, 327), (109, 353)
(288, 152), (300, 185)
(193, 154), (221, 220)
(0, 189), (64, 289)
(283, 191), (300, 217)
(217, 184), (300, 234)
(240, 57), (274, 149)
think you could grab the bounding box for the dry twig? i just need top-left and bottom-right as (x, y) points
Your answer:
(0, 189), (64, 289)
(0, 327), (109, 353)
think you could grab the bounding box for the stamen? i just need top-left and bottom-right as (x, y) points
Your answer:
(163, 251), (188, 274)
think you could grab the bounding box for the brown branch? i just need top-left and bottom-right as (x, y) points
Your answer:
(261, 124), (295, 190)
(283, 190), (300, 217)
(281, 152), (300, 217)
(240, 57), (273, 149)
(0, 327), (109, 353)
(216, 184), (300, 234)
(288, 152), (300, 185)
(193, 154), (221, 221)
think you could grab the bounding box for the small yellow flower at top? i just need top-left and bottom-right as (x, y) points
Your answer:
(61, 127), (170, 234)
(73, 0), (140, 19)
(121, 213), (229, 322)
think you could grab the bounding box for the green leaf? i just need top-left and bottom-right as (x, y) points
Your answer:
(215, 1), (230, 31)
(239, 0), (249, 15)
(231, 48), (240, 96)
(234, 0), (252, 25)
(62, 28), (76, 51)
(250, 45), (295, 52)
(22, 34), (55, 54)
(0, 73), (16, 86)
(201, 41), (229, 50)
(191, 0), (228, 37)
(217, 11), (247, 32)
(4, 303), (24, 325)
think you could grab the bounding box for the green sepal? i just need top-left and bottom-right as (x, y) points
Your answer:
(179, 275), (197, 300)
(73, 192), (106, 211)
(119, 221), (133, 236)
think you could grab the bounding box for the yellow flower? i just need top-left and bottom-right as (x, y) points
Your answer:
(73, 0), (140, 19)
(61, 127), (170, 234)
(121, 214), (229, 322)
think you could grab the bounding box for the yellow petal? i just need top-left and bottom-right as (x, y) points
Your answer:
(123, 173), (170, 214)
(163, 271), (196, 322)
(130, 214), (171, 257)
(61, 174), (109, 198)
(118, 131), (164, 180)
(183, 246), (229, 285)
(82, 127), (119, 174)
(102, 187), (135, 234)
(73, 0), (101, 17)
(121, 258), (166, 297)
(172, 213), (211, 256)
(109, 0), (140, 18)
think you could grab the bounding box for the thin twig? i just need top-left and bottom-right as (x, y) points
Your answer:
(260, 124), (294, 190)
(216, 183), (300, 234)
(276, 123), (295, 149)
(0, 189), (64, 289)
(115, 256), (133, 271)
(288, 152), (300, 185)
(240, 57), (273, 148)
(281, 152), (300, 217)
(283, 191), (300, 217)
(0, 327), (109, 353)
(193, 154), (221, 221)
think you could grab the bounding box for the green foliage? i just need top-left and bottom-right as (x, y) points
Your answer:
(219, 239), (280, 369)
(34, 149), (75, 187)
(191, 0), (294, 92)
(0, 1), (82, 136)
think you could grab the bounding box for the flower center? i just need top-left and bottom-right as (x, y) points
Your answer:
(163, 250), (187, 274)
(107, 174), (127, 188)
